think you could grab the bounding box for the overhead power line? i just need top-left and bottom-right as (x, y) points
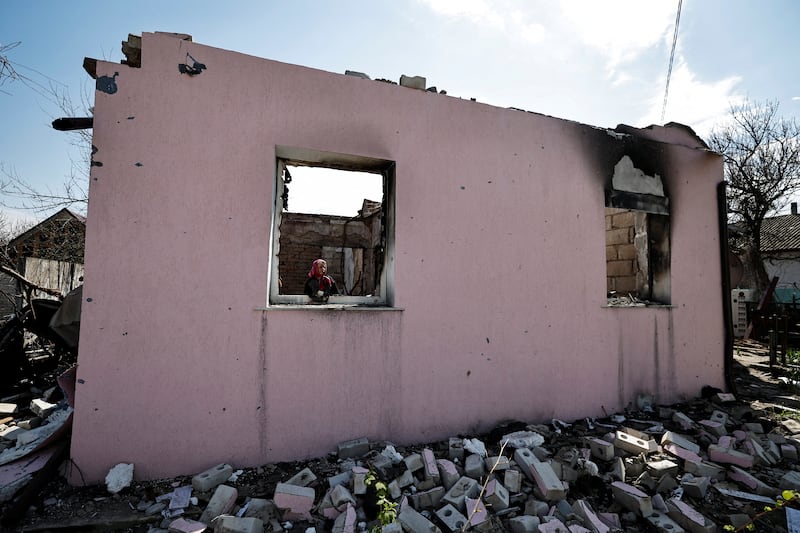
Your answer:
(661, 0), (683, 123)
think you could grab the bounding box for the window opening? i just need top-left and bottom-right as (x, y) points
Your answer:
(269, 147), (395, 306)
(605, 156), (671, 306)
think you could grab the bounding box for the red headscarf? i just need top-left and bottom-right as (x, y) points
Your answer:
(308, 259), (334, 291)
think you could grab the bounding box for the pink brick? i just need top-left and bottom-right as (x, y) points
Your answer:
(168, 517), (207, 533)
(718, 435), (735, 448)
(663, 443), (702, 464)
(611, 481), (653, 517)
(572, 499), (610, 533)
(538, 518), (569, 532)
(707, 444), (754, 468)
(422, 448), (438, 478)
(274, 482), (315, 520)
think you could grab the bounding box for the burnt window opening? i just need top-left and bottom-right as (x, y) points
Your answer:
(269, 147), (395, 307)
(605, 156), (671, 306)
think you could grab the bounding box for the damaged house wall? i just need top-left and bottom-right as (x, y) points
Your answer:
(71, 32), (726, 482)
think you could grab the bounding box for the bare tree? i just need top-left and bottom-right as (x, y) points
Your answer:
(0, 42), (91, 214)
(708, 99), (800, 292)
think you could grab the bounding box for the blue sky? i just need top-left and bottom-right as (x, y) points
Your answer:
(2, 0), (799, 224)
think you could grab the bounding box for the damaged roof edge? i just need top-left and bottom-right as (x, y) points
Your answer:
(615, 122), (712, 152)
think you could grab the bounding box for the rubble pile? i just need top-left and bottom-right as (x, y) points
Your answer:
(10, 390), (800, 532)
(4, 344), (800, 532)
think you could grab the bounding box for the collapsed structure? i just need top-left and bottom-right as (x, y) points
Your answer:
(71, 32), (727, 483)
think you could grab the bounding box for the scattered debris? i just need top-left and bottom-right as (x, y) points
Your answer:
(3, 341), (800, 532)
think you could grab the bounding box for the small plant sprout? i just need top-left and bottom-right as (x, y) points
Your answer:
(364, 470), (398, 532)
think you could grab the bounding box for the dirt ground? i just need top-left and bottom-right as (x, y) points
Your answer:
(4, 338), (800, 533)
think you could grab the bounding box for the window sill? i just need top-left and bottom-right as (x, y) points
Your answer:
(256, 305), (403, 311)
(602, 303), (675, 309)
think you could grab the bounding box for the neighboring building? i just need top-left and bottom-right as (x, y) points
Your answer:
(7, 208), (85, 299)
(71, 32), (726, 483)
(761, 203), (800, 305)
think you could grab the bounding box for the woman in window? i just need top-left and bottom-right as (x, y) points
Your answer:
(304, 259), (339, 301)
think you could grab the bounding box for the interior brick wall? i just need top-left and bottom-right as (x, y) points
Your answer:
(605, 208), (639, 295)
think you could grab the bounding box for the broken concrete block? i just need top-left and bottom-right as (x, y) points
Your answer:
(0, 425), (26, 442)
(504, 469), (522, 493)
(331, 503), (357, 533)
(200, 484), (238, 524)
(337, 437), (369, 459)
(448, 437), (465, 461)
(328, 470), (352, 488)
(0, 403), (17, 415)
(514, 448), (566, 501)
(397, 505), (441, 532)
(404, 453), (424, 473)
(435, 503), (468, 532)
(285, 467), (317, 487)
(213, 516), (264, 533)
(507, 515), (540, 533)
(352, 467), (368, 495)
(646, 459), (678, 478)
(663, 443), (702, 464)
(728, 465), (778, 495)
(698, 419), (727, 437)
(464, 453), (485, 480)
(709, 410), (729, 426)
(105, 463), (134, 494)
(344, 70), (370, 80)
(585, 437), (614, 461)
(681, 475), (710, 499)
(169, 517), (208, 533)
(661, 431), (701, 454)
(614, 430), (658, 455)
(485, 455), (510, 472)
(666, 498), (716, 533)
(399, 75), (426, 90)
(273, 482), (314, 521)
(437, 459), (460, 490)
(484, 478), (509, 511)
(611, 481), (653, 517)
(395, 469), (414, 488)
(30, 398), (57, 417)
(645, 510), (685, 532)
(381, 523), (403, 533)
(782, 444), (799, 462)
(656, 475), (678, 495)
(422, 448), (439, 480)
(193, 464), (234, 493)
(464, 497), (488, 527)
(707, 444), (754, 468)
(683, 459), (725, 480)
(242, 498), (278, 523)
(524, 498), (549, 518)
(537, 517), (570, 532)
(672, 412), (696, 430)
(743, 422), (764, 434)
(330, 484), (356, 509)
(409, 486), (445, 510)
(388, 480), (401, 500)
(442, 476), (479, 512)
(781, 470), (800, 491)
(572, 499), (610, 533)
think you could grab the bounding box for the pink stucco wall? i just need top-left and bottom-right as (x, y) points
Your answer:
(71, 32), (725, 482)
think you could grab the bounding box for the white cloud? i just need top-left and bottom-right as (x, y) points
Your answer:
(417, 0), (506, 28)
(557, 0), (676, 70)
(639, 58), (744, 136)
(793, 96), (800, 101)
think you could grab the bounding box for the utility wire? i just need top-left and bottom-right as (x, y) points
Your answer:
(661, 0), (683, 123)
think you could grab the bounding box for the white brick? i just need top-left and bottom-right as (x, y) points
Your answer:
(193, 464), (234, 493)
(200, 484), (238, 524)
(611, 481), (653, 517)
(398, 506), (441, 532)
